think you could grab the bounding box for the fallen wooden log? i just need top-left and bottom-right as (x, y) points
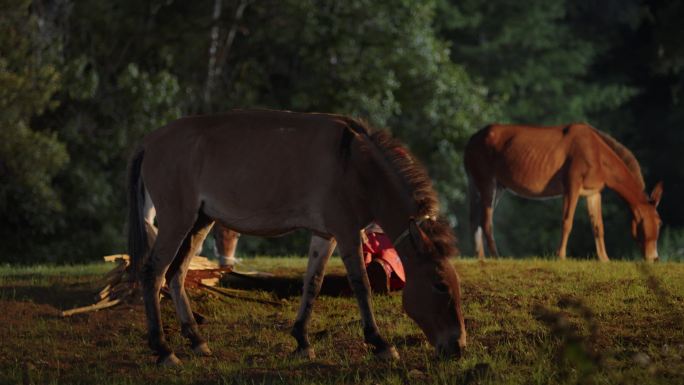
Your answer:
(199, 283), (284, 307)
(103, 261), (128, 282)
(61, 254), (233, 317)
(103, 254), (129, 262)
(185, 267), (231, 288)
(61, 299), (122, 317)
(95, 284), (111, 301)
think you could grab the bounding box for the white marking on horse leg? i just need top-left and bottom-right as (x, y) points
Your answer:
(291, 235), (336, 357)
(474, 227), (484, 259)
(215, 227), (240, 267)
(143, 187), (156, 226)
(142, 187), (158, 244)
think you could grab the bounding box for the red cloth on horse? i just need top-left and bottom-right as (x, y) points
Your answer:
(362, 231), (405, 290)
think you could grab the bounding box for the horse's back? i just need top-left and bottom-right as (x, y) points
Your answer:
(139, 110), (360, 232)
(465, 124), (566, 172)
(466, 123), (597, 197)
(143, 110), (350, 178)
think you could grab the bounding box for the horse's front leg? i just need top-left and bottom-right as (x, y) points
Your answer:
(337, 232), (399, 361)
(291, 235), (336, 359)
(586, 194), (609, 262)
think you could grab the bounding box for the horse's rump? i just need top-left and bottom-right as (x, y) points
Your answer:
(466, 124), (577, 197)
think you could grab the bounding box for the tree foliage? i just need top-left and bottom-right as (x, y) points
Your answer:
(0, 0), (681, 262)
(434, 0), (682, 257)
(0, 0), (68, 259)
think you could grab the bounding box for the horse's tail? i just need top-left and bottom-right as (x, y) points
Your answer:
(127, 147), (147, 282)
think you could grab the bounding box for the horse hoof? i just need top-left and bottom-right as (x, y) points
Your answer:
(158, 353), (182, 366)
(292, 347), (316, 360)
(192, 342), (212, 356)
(375, 346), (400, 361)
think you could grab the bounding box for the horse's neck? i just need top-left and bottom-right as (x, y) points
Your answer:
(602, 150), (648, 209)
(363, 152), (419, 245)
(373, 179), (418, 241)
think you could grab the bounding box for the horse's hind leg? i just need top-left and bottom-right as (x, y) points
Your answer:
(141, 212), (198, 365)
(468, 173), (486, 259)
(214, 225), (240, 267)
(166, 213), (215, 356)
(557, 183), (581, 260)
(336, 231), (399, 360)
(480, 182), (500, 257)
(468, 172), (500, 258)
(291, 235), (337, 359)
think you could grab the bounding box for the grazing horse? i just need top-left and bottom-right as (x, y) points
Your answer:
(465, 123), (663, 262)
(127, 109), (466, 365)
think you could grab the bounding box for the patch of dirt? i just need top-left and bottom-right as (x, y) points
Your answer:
(0, 296), (150, 383)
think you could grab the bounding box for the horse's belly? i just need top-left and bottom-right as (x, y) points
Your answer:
(494, 149), (566, 197)
(501, 177), (564, 198)
(201, 197), (328, 236)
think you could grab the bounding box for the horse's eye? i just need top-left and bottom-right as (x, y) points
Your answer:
(433, 282), (450, 294)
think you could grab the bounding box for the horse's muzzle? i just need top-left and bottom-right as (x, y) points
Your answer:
(436, 334), (464, 359)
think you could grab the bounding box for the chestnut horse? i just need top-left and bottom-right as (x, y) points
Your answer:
(465, 123), (663, 262)
(127, 109), (466, 365)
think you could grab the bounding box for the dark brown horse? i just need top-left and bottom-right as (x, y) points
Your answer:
(465, 123), (663, 262)
(128, 109), (466, 365)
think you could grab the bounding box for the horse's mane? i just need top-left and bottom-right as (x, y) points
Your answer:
(345, 118), (458, 259)
(593, 128), (645, 190)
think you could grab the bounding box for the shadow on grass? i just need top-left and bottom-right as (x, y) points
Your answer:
(0, 283), (96, 310)
(221, 272), (353, 298)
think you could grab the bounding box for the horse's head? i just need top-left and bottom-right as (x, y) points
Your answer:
(400, 219), (466, 359)
(631, 182), (663, 262)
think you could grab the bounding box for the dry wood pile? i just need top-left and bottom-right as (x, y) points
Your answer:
(185, 256), (229, 288)
(61, 254), (232, 317)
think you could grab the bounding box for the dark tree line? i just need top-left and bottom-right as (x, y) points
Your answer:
(1, 0), (682, 263)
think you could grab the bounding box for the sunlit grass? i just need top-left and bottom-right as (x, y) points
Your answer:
(0, 258), (682, 384)
(0, 262), (111, 277)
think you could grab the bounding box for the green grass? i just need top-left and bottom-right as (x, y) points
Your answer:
(0, 257), (683, 384)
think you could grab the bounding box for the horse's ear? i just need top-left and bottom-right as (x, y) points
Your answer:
(409, 220), (434, 254)
(650, 181), (663, 207)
